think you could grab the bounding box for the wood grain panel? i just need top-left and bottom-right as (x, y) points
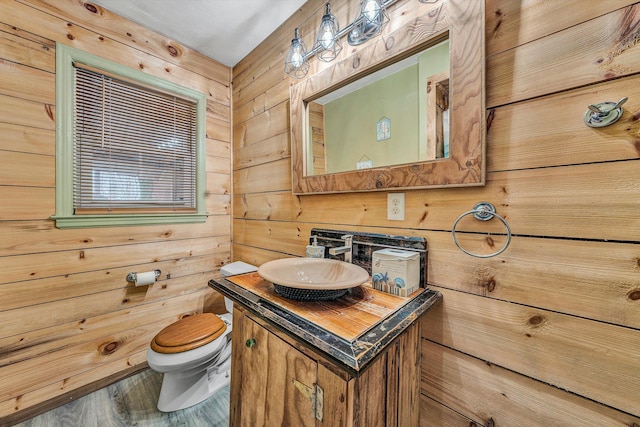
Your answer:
(487, 73), (640, 172)
(317, 365), (351, 427)
(17, 0), (230, 84)
(0, 21), (56, 47)
(232, 243), (290, 267)
(206, 99), (231, 122)
(0, 0), (229, 104)
(233, 158), (292, 194)
(425, 231), (640, 329)
(420, 395), (478, 427)
(205, 195), (231, 216)
(0, 58), (54, 104)
(353, 353), (386, 427)
(0, 122), (54, 155)
(233, 100), (289, 149)
(0, 237), (230, 285)
(0, 254), (225, 312)
(0, 218), (227, 256)
(237, 159), (640, 242)
(233, 191), (301, 222)
(235, 190), (383, 223)
(421, 340), (640, 426)
(234, 64), (289, 120)
(237, 316), (317, 427)
(0, 151), (53, 187)
(0, 317), (171, 402)
(206, 172), (230, 196)
(233, 220), (312, 256)
(487, 3), (640, 107)
(0, 278), (213, 341)
(229, 307), (246, 425)
(233, 132), (290, 170)
(398, 321), (421, 427)
(231, 0), (640, 424)
(234, 85), (291, 131)
(234, 63), (289, 118)
(206, 154), (231, 175)
(206, 138), (230, 159)
(0, 287), (212, 366)
(485, 0), (636, 56)
(0, 94), (54, 130)
(0, 0), (232, 419)
(421, 287), (640, 415)
(0, 350), (148, 418)
(234, 92), (267, 125)
(0, 28), (55, 72)
(0, 186), (54, 220)
(206, 116), (231, 142)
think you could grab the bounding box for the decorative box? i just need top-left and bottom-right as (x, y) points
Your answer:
(371, 248), (420, 297)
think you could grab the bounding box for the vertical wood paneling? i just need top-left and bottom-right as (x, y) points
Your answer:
(0, 0), (231, 420)
(232, 0), (640, 423)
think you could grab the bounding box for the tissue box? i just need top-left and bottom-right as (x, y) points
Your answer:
(371, 248), (420, 297)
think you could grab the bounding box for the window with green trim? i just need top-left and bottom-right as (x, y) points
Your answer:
(54, 44), (208, 228)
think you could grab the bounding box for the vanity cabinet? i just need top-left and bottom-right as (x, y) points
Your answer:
(230, 306), (422, 427)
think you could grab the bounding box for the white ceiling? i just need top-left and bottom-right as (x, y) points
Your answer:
(91, 0), (307, 67)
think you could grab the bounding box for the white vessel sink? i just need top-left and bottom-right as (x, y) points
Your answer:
(258, 258), (369, 290)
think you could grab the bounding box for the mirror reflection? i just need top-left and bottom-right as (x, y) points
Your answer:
(306, 39), (449, 176)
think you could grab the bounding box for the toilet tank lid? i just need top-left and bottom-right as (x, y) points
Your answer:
(221, 261), (258, 277)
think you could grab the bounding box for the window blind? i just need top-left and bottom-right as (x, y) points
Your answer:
(73, 64), (197, 214)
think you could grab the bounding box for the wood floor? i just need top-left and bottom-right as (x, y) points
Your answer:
(13, 369), (230, 427)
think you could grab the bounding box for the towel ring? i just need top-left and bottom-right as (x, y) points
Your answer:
(452, 202), (512, 258)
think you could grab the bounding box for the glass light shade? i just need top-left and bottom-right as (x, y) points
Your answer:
(314, 3), (342, 62)
(285, 28), (310, 78)
(348, 0), (389, 46)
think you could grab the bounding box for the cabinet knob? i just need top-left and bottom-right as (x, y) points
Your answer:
(245, 338), (256, 348)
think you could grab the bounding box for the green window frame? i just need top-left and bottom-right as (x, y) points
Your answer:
(53, 43), (208, 228)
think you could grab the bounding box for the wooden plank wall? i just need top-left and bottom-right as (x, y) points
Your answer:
(0, 0), (231, 422)
(232, 0), (640, 425)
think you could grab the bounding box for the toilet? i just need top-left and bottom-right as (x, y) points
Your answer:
(147, 261), (257, 412)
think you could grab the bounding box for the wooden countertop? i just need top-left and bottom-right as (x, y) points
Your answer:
(209, 272), (442, 373)
(226, 272), (418, 342)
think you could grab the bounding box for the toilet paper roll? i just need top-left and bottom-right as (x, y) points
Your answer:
(134, 271), (157, 287)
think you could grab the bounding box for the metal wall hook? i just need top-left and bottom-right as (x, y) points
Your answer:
(583, 96), (627, 128)
(451, 202), (512, 258)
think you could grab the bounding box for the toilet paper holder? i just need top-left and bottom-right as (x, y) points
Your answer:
(126, 269), (161, 284)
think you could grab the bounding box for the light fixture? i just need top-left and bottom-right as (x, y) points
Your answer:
(348, 0), (389, 46)
(285, 0), (421, 78)
(285, 28), (310, 78)
(314, 3), (342, 62)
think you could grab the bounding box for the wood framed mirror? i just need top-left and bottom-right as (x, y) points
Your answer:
(290, 0), (484, 194)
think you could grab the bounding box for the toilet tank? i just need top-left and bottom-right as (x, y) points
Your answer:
(220, 261), (257, 312)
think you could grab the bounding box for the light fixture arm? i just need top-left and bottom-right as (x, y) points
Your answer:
(304, 0), (400, 61)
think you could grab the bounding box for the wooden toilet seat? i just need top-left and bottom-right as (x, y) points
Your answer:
(151, 313), (227, 354)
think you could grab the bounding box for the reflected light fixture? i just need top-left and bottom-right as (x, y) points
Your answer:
(285, 28), (310, 78)
(314, 3), (342, 62)
(348, 0), (389, 45)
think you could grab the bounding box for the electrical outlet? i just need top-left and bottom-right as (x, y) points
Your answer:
(387, 193), (405, 221)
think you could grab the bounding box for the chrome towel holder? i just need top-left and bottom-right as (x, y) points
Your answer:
(452, 202), (511, 258)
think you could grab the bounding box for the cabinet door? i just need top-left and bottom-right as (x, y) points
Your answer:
(238, 316), (318, 427)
